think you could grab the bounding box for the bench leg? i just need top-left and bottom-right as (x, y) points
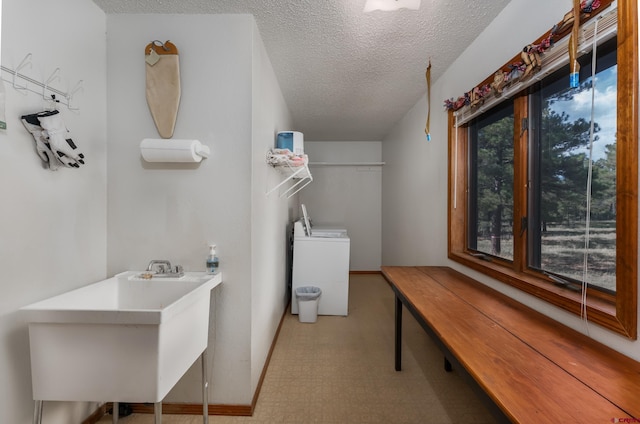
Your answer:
(395, 295), (403, 371)
(444, 357), (453, 372)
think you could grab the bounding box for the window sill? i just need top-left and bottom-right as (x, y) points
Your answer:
(448, 250), (631, 338)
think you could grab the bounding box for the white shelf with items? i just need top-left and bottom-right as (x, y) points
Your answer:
(266, 150), (313, 198)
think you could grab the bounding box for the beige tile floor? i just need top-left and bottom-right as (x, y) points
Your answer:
(98, 274), (496, 424)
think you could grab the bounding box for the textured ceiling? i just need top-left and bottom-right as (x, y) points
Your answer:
(92, 0), (511, 141)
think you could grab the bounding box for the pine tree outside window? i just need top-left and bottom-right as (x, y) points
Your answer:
(448, 2), (637, 339)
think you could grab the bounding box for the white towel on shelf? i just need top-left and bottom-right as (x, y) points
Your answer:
(267, 149), (307, 167)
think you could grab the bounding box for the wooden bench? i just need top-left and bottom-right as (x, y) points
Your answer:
(382, 266), (640, 423)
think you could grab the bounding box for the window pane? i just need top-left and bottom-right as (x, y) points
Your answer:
(469, 102), (514, 261)
(531, 42), (617, 292)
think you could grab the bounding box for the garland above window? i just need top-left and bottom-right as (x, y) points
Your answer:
(443, 0), (607, 112)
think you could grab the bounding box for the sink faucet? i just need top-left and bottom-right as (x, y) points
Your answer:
(146, 260), (172, 273)
(144, 260), (185, 277)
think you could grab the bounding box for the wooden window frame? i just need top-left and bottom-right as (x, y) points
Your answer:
(448, 0), (638, 339)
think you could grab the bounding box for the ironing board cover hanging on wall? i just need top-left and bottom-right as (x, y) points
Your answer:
(145, 40), (181, 138)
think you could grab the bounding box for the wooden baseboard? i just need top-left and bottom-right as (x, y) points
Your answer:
(89, 303), (290, 421)
(349, 270), (382, 275)
(249, 297), (288, 412)
(119, 402), (253, 416)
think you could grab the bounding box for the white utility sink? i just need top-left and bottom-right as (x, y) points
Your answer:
(21, 271), (222, 404)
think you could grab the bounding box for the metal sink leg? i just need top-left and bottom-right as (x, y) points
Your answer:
(33, 400), (43, 424)
(202, 349), (209, 424)
(155, 401), (162, 424)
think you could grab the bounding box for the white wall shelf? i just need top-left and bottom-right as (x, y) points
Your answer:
(266, 154), (313, 198)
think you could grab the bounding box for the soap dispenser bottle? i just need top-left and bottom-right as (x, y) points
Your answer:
(206, 244), (219, 274)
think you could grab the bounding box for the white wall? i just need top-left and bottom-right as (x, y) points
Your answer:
(382, 0), (640, 360)
(0, 1), (107, 422)
(300, 141), (382, 271)
(106, 13), (292, 406)
(250, 19), (295, 394)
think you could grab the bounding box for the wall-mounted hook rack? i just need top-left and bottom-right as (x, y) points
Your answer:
(1, 53), (84, 112)
(43, 68), (60, 100)
(67, 80), (84, 111)
(12, 53), (32, 94)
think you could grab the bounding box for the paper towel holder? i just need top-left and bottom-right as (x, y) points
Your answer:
(140, 138), (211, 163)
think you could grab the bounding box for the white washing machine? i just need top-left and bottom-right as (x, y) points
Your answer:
(291, 216), (350, 316)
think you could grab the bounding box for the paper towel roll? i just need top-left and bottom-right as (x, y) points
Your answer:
(140, 139), (210, 163)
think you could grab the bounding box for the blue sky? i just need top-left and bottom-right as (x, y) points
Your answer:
(549, 65), (617, 160)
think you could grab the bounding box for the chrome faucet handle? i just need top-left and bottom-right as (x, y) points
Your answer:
(146, 259), (172, 272)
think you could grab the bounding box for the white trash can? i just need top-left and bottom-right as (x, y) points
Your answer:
(295, 286), (322, 323)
